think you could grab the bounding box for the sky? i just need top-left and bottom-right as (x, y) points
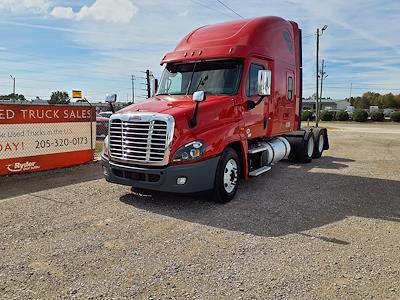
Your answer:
(0, 0), (399, 102)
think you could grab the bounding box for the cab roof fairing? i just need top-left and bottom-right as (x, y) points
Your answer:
(160, 16), (299, 66)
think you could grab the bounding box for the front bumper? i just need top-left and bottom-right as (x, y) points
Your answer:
(101, 155), (219, 193)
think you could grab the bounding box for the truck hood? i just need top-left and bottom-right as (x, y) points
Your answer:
(117, 94), (234, 120)
(118, 95), (194, 116)
(116, 94), (237, 159)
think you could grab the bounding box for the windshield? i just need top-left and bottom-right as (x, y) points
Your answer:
(157, 59), (242, 96)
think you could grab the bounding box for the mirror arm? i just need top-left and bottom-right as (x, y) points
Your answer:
(189, 102), (200, 128)
(109, 102), (115, 113)
(247, 95), (266, 110)
(255, 95), (266, 106)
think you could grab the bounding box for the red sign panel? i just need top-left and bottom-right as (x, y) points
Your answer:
(0, 104), (96, 176)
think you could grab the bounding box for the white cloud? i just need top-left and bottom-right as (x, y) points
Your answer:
(179, 10), (189, 17)
(50, 6), (74, 20)
(0, 20), (94, 34)
(0, 0), (50, 12)
(51, 0), (138, 23)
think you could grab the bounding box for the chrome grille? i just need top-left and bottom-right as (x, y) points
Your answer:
(108, 113), (174, 166)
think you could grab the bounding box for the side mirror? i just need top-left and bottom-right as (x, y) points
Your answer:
(189, 91), (206, 128)
(105, 94), (117, 113)
(193, 91), (206, 102)
(258, 70), (272, 96)
(105, 94), (117, 103)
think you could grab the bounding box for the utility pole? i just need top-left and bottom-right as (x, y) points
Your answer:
(319, 59), (328, 109)
(10, 75), (16, 98)
(316, 28), (320, 124)
(145, 70), (151, 98)
(315, 25), (328, 127)
(131, 75), (135, 104)
(349, 82), (353, 101)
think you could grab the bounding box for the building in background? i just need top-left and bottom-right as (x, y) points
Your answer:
(301, 98), (340, 111)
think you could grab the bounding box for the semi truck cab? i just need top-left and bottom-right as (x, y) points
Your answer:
(101, 16), (329, 203)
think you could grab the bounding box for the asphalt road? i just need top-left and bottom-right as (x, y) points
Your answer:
(1, 124), (399, 299)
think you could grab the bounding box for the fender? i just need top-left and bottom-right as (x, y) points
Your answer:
(195, 121), (248, 180)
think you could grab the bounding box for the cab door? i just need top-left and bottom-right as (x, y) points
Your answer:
(243, 59), (271, 139)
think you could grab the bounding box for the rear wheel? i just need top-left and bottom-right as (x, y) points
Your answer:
(298, 133), (314, 163)
(213, 148), (240, 203)
(313, 130), (325, 158)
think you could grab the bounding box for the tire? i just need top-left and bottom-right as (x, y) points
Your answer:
(213, 147), (241, 203)
(298, 133), (315, 163)
(313, 130), (325, 158)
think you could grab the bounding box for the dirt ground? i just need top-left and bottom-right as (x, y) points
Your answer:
(1, 123), (399, 299)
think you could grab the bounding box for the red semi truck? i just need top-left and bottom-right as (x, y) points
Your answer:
(101, 16), (329, 203)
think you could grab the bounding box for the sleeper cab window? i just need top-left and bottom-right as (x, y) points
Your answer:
(287, 76), (294, 100)
(246, 64), (264, 97)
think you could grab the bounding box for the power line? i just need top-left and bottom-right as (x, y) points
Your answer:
(190, 0), (234, 18)
(317, 82), (400, 87)
(215, 0), (244, 19)
(303, 86), (400, 91)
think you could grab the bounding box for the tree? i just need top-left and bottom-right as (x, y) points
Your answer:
(49, 91), (70, 104)
(0, 93), (26, 101)
(351, 92), (400, 109)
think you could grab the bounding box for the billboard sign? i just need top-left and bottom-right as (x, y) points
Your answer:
(0, 104), (96, 175)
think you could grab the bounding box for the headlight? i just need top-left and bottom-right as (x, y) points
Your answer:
(173, 140), (205, 162)
(103, 135), (109, 157)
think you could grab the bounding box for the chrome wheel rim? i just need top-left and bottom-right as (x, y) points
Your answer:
(223, 159), (238, 193)
(307, 137), (314, 158)
(318, 134), (324, 153)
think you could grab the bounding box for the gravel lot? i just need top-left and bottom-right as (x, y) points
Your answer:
(1, 123), (400, 299)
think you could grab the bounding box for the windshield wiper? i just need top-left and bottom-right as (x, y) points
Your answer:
(185, 62), (198, 95)
(193, 75), (208, 93)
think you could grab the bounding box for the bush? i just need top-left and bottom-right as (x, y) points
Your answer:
(320, 111), (334, 121)
(335, 111), (349, 121)
(391, 111), (400, 122)
(353, 110), (368, 122)
(370, 111), (384, 122)
(301, 110), (314, 121)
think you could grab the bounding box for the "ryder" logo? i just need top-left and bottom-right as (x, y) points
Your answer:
(7, 161), (40, 173)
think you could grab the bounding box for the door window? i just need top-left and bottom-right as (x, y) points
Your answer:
(287, 76), (294, 101)
(246, 64), (264, 96)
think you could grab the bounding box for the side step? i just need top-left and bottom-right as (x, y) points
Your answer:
(249, 166), (271, 177)
(248, 145), (268, 154)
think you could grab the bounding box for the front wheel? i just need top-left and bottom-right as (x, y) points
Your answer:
(213, 148), (241, 203)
